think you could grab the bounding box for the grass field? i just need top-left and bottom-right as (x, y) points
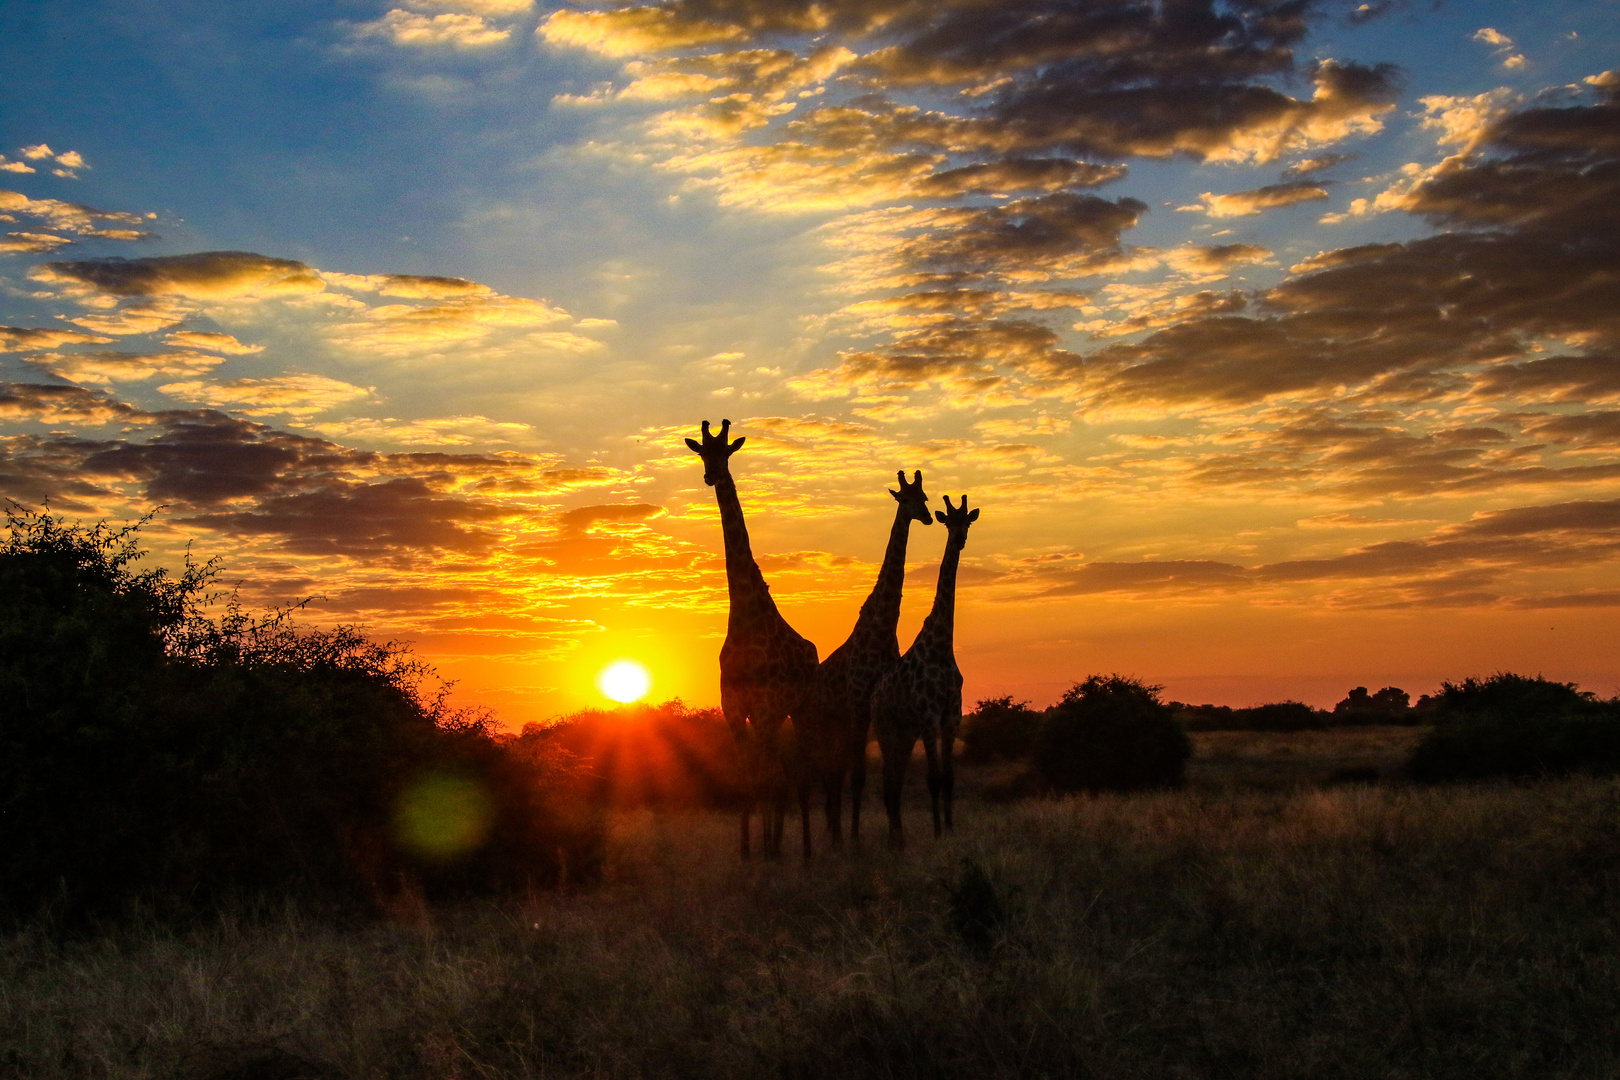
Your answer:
(4, 729), (1619, 1079)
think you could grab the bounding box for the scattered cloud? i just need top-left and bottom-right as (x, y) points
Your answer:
(353, 8), (512, 48)
(308, 414), (535, 446)
(157, 374), (373, 416)
(25, 350), (224, 386)
(1191, 181), (1331, 218)
(163, 330), (264, 354)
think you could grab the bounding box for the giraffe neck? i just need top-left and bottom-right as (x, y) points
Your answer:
(916, 540), (962, 654)
(850, 504), (915, 641)
(712, 472), (773, 614)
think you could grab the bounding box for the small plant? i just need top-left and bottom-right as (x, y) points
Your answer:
(1408, 673), (1620, 782)
(1036, 674), (1191, 793)
(958, 696), (1043, 763)
(945, 858), (1009, 949)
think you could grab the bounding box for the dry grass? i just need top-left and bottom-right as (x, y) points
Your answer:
(1188, 725), (1428, 790)
(4, 746), (1620, 1079)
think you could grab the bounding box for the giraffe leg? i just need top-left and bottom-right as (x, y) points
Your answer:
(922, 729), (943, 839)
(942, 724), (957, 832)
(799, 774), (813, 863)
(767, 783), (786, 859)
(824, 769), (844, 852)
(881, 735), (911, 848)
(850, 725), (869, 846)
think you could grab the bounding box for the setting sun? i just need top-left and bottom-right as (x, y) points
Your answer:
(597, 660), (652, 704)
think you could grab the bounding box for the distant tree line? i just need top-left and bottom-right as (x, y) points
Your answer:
(961, 672), (1620, 788)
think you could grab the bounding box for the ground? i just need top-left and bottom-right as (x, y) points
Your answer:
(4, 727), (1617, 1079)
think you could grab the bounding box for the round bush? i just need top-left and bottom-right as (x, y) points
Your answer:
(1408, 673), (1620, 782)
(958, 696), (1043, 763)
(1036, 675), (1191, 793)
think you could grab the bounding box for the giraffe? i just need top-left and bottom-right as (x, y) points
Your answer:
(870, 493), (980, 847)
(686, 418), (819, 859)
(790, 470), (931, 857)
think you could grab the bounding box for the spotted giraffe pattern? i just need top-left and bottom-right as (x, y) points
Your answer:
(870, 494), (979, 846)
(790, 470), (931, 856)
(687, 419), (819, 859)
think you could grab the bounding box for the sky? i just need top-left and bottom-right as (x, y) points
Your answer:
(3, 0), (1618, 723)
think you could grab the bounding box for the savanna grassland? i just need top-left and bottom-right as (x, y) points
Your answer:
(5, 737), (1619, 1080)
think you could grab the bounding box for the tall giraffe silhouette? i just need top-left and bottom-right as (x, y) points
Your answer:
(792, 470), (931, 856)
(686, 419), (818, 859)
(870, 494), (979, 846)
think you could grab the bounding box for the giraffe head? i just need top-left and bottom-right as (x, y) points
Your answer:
(685, 418), (746, 486)
(889, 469), (932, 527)
(935, 493), (980, 549)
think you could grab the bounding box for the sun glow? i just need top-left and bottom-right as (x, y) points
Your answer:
(597, 659), (652, 703)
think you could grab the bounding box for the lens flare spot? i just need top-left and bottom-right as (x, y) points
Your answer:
(393, 772), (494, 862)
(598, 659), (651, 703)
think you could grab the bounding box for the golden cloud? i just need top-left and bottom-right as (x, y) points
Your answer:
(157, 374), (373, 417)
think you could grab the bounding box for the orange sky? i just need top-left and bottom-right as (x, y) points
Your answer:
(2, 0), (1618, 722)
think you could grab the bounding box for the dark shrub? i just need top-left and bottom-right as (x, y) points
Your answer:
(1237, 700), (1326, 731)
(0, 507), (601, 923)
(1333, 685), (1417, 725)
(1174, 701), (1328, 731)
(945, 859), (1010, 950)
(1036, 675), (1191, 793)
(1408, 672), (1620, 782)
(958, 696), (1043, 763)
(544, 699), (744, 809)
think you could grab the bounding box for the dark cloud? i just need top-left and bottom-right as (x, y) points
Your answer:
(802, 317), (1080, 393)
(78, 412), (333, 505)
(0, 325), (112, 351)
(0, 391), (620, 560)
(1520, 411), (1620, 446)
(914, 158), (1127, 197)
(1170, 412), (1620, 499)
(856, 0), (1310, 90)
(0, 381), (141, 424)
(0, 432), (123, 511)
(978, 59), (1397, 161)
(897, 192), (1147, 281)
(1282, 151), (1355, 176)
(179, 477), (507, 558)
(1083, 88), (1620, 411)
(1470, 355), (1620, 404)
(1005, 497), (1620, 606)
(1198, 180), (1331, 216)
(37, 251), (322, 298)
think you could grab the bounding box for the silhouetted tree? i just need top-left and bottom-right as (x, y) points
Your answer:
(958, 696), (1043, 763)
(1408, 673), (1620, 781)
(1036, 675), (1191, 793)
(1333, 685), (1415, 724)
(0, 507), (600, 924)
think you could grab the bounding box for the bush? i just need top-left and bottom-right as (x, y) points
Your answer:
(1036, 675), (1191, 793)
(1173, 700), (1329, 731)
(543, 699), (745, 808)
(0, 507), (601, 923)
(958, 696), (1043, 763)
(1333, 685), (1417, 725)
(1408, 672), (1620, 782)
(1239, 700), (1327, 731)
